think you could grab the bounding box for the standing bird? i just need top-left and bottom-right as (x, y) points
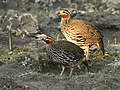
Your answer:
(58, 10), (104, 60)
(32, 34), (85, 76)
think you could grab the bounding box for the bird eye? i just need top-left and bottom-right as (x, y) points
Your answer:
(47, 37), (52, 39)
(62, 11), (66, 13)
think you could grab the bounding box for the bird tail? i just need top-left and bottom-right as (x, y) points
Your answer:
(97, 39), (105, 55)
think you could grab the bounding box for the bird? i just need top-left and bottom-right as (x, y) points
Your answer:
(58, 9), (104, 60)
(32, 34), (86, 76)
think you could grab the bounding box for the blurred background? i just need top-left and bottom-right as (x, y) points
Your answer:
(0, 0), (120, 90)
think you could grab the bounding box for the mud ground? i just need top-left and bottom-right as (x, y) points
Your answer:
(0, 0), (120, 90)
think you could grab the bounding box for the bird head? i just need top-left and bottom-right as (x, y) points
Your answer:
(32, 34), (54, 44)
(58, 10), (71, 19)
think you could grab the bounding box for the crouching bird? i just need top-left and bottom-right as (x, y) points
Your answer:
(58, 10), (105, 60)
(32, 34), (86, 76)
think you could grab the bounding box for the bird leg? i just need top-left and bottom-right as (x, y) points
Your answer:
(69, 67), (74, 76)
(85, 46), (90, 61)
(60, 65), (65, 76)
(82, 58), (90, 73)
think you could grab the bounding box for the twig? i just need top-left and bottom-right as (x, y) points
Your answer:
(6, 19), (12, 51)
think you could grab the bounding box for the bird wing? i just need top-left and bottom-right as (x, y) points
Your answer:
(62, 20), (103, 44)
(58, 50), (77, 64)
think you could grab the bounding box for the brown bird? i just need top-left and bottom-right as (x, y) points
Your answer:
(58, 10), (104, 60)
(32, 34), (86, 76)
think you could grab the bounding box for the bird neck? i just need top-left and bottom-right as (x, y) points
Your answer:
(61, 17), (70, 25)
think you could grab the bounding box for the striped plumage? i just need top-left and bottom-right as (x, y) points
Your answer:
(58, 10), (104, 60)
(32, 34), (85, 76)
(46, 41), (84, 66)
(47, 40), (85, 76)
